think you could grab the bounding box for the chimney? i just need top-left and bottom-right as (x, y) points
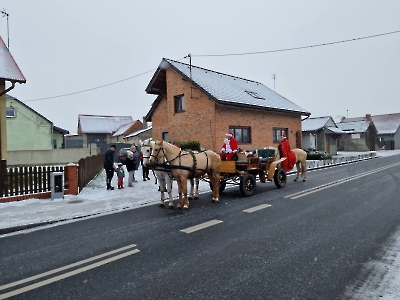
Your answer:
(142, 117), (147, 129)
(365, 114), (372, 122)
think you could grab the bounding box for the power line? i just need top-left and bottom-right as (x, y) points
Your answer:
(23, 69), (156, 102)
(22, 31), (399, 102)
(24, 56), (188, 102)
(192, 30), (400, 57)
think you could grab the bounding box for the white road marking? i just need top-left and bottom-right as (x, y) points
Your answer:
(243, 204), (272, 213)
(180, 220), (223, 234)
(285, 162), (400, 199)
(0, 244), (138, 296)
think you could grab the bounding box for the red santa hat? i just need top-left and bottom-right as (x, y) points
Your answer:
(226, 132), (233, 137)
(281, 133), (287, 139)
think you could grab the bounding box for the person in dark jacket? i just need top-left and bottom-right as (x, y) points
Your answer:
(125, 150), (137, 187)
(130, 145), (140, 182)
(140, 151), (151, 181)
(104, 144), (116, 190)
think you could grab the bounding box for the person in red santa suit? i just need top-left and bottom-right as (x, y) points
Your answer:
(220, 132), (238, 161)
(278, 133), (296, 172)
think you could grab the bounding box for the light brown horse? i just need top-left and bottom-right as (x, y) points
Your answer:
(148, 141), (221, 209)
(264, 147), (307, 181)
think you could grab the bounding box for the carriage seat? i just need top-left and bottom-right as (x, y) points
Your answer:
(246, 149), (276, 162)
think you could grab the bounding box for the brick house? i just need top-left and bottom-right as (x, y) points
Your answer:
(144, 58), (310, 151)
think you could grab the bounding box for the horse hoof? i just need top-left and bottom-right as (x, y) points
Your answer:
(158, 203), (165, 207)
(168, 205), (174, 209)
(294, 179), (298, 182)
(183, 205), (189, 209)
(188, 197), (193, 200)
(194, 197), (199, 200)
(303, 179), (307, 182)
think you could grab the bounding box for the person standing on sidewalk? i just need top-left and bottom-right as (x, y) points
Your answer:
(140, 150), (151, 181)
(130, 145), (140, 182)
(125, 150), (137, 187)
(115, 162), (125, 189)
(104, 144), (116, 190)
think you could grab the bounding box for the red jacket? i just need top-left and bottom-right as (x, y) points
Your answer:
(222, 138), (238, 153)
(279, 140), (296, 172)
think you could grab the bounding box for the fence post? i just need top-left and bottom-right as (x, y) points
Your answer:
(64, 163), (79, 195)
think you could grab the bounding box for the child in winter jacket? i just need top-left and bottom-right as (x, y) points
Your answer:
(115, 162), (125, 189)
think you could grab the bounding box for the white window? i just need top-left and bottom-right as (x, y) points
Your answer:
(6, 107), (16, 118)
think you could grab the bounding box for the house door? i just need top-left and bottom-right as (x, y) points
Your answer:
(296, 130), (301, 149)
(326, 137), (330, 154)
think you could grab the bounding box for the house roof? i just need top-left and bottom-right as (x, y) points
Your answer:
(53, 126), (70, 135)
(336, 120), (372, 133)
(341, 113), (400, 134)
(6, 95), (69, 134)
(302, 116), (336, 132)
(78, 114), (134, 134)
(145, 58), (310, 120)
(124, 126), (152, 138)
(0, 36), (26, 83)
(112, 121), (139, 137)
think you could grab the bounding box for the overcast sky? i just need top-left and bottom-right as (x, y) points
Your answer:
(1, 1), (399, 134)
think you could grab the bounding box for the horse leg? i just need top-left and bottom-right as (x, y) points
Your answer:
(182, 180), (189, 209)
(301, 161), (307, 181)
(294, 161), (300, 181)
(211, 173), (220, 203)
(158, 178), (166, 207)
(175, 178), (184, 209)
(188, 178), (194, 200)
(194, 178), (199, 200)
(167, 177), (174, 209)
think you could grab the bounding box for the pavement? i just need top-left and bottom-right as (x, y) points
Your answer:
(1, 149), (400, 237)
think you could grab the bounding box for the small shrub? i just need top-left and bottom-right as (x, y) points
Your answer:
(305, 149), (332, 160)
(175, 140), (201, 151)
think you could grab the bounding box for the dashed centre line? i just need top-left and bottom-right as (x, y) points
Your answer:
(285, 162), (400, 199)
(181, 220), (223, 234)
(243, 204), (272, 213)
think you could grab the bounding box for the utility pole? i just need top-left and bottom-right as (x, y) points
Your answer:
(1, 9), (9, 48)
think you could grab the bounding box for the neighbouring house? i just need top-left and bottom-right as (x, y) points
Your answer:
(341, 113), (400, 150)
(77, 114), (143, 153)
(144, 58), (310, 151)
(336, 120), (378, 151)
(6, 95), (69, 150)
(301, 116), (343, 155)
(124, 126), (152, 146)
(0, 35), (26, 169)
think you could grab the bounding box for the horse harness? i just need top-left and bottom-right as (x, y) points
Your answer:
(150, 146), (210, 178)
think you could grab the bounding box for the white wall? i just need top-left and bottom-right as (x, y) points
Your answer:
(7, 146), (100, 166)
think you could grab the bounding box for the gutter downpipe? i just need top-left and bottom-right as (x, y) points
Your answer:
(0, 81), (15, 161)
(0, 81), (15, 97)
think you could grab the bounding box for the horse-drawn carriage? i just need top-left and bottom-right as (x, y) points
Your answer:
(205, 149), (287, 197)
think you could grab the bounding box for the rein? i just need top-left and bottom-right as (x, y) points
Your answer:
(149, 144), (210, 177)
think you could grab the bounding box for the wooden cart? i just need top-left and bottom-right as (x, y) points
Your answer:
(207, 149), (287, 197)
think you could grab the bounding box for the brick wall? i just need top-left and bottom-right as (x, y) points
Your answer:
(151, 68), (303, 151)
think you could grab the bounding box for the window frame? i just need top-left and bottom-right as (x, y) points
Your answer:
(6, 107), (16, 118)
(174, 94), (185, 113)
(229, 126), (251, 144)
(273, 128), (288, 143)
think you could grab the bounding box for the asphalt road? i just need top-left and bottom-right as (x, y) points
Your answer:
(1, 155), (400, 299)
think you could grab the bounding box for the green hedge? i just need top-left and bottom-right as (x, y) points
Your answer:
(305, 149), (332, 160)
(175, 140), (201, 151)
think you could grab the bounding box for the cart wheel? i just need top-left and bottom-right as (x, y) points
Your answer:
(240, 174), (256, 197)
(209, 180), (226, 193)
(274, 168), (287, 188)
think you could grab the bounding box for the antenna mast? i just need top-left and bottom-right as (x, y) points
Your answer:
(1, 9), (9, 48)
(273, 74), (276, 91)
